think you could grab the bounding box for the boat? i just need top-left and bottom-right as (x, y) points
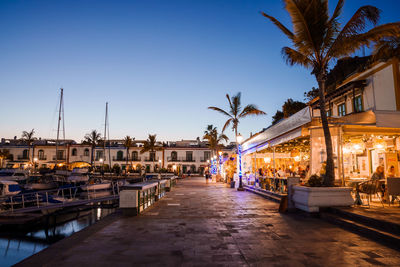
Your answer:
(0, 180), (22, 197)
(0, 169), (30, 182)
(81, 178), (111, 191)
(24, 175), (58, 190)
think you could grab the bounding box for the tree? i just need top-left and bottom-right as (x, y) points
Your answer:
(0, 149), (10, 168)
(262, 0), (400, 186)
(282, 98), (307, 118)
(83, 130), (102, 167)
(140, 134), (163, 172)
(272, 110), (284, 125)
(373, 35), (400, 61)
(123, 135), (134, 172)
(208, 92), (266, 137)
(304, 87), (319, 102)
(203, 125), (229, 157)
(21, 129), (36, 164)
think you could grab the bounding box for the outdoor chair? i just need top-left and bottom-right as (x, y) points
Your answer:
(357, 180), (384, 208)
(387, 177), (400, 206)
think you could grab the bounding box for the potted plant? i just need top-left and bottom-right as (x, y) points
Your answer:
(291, 175), (353, 212)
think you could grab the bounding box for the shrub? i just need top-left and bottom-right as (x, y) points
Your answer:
(306, 174), (323, 187)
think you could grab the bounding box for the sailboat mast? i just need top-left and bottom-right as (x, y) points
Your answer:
(107, 103), (111, 168)
(55, 88), (63, 167)
(103, 102), (107, 169)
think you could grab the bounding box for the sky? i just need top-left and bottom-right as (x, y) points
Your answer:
(0, 0), (399, 143)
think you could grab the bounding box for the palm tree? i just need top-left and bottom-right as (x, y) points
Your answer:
(123, 136), (135, 172)
(0, 149), (10, 169)
(203, 125), (229, 157)
(140, 134), (163, 172)
(83, 130), (102, 167)
(21, 129), (36, 164)
(262, 0), (400, 186)
(208, 92), (266, 137)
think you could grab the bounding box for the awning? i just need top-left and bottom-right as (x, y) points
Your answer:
(269, 128), (302, 147)
(242, 107), (312, 154)
(375, 110), (400, 128)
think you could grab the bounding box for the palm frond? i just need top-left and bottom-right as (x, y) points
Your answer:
(222, 118), (233, 133)
(331, 22), (400, 58)
(373, 35), (400, 61)
(261, 12), (294, 41)
(322, 0), (344, 52)
(239, 104), (266, 118)
(208, 106), (232, 118)
(226, 94), (234, 113)
(281, 47), (314, 68)
(231, 92), (241, 117)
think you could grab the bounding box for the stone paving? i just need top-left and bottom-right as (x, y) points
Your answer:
(19, 177), (400, 266)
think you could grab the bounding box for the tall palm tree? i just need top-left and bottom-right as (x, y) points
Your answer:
(262, 0), (400, 186)
(140, 134), (163, 172)
(203, 125), (229, 157)
(0, 149), (10, 168)
(83, 130), (102, 167)
(123, 136), (135, 172)
(208, 92), (266, 138)
(21, 129), (36, 164)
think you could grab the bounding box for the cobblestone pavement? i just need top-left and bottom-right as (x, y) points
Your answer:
(20, 177), (400, 266)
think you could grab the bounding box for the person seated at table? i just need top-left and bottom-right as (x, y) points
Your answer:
(371, 166), (385, 181)
(277, 168), (285, 177)
(387, 165), (396, 178)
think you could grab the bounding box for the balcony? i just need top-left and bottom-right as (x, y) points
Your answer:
(113, 157), (127, 162)
(95, 157), (107, 161)
(38, 156), (47, 160)
(17, 155), (29, 160)
(144, 157), (159, 162)
(53, 156), (66, 160)
(167, 157), (195, 162)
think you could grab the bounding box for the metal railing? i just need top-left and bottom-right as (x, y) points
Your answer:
(0, 182), (120, 214)
(144, 157), (159, 162)
(52, 156), (66, 160)
(167, 157), (195, 162)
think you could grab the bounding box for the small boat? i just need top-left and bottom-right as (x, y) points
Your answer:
(0, 169), (29, 182)
(0, 180), (22, 197)
(81, 178), (111, 191)
(67, 167), (90, 183)
(24, 176), (58, 190)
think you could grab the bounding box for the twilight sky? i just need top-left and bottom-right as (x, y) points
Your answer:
(1, 0), (399, 143)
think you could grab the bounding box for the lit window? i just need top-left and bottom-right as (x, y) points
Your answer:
(354, 95), (363, 112)
(338, 103), (346, 116)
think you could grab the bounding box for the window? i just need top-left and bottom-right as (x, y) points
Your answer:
(117, 151), (124, 161)
(204, 151), (210, 160)
(149, 152), (156, 161)
(171, 151), (177, 161)
(326, 109), (331, 117)
(354, 95), (363, 112)
(96, 150), (103, 160)
(186, 151), (193, 162)
(132, 151), (138, 161)
(57, 150), (65, 160)
(38, 150), (45, 160)
(22, 149), (29, 159)
(337, 103), (346, 117)
(71, 148), (77, 156)
(84, 148), (90, 157)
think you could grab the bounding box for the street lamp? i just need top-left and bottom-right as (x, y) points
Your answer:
(158, 159), (162, 173)
(236, 134), (244, 191)
(99, 158), (104, 176)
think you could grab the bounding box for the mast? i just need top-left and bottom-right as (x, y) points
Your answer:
(103, 102), (107, 170)
(55, 88), (64, 167)
(107, 103), (111, 169)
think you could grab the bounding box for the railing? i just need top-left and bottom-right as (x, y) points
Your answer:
(200, 157), (209, 162)
(53, 156), (66, 160)
(38, 156), (47, 160)
(0, 182), (120, 214)
(167, 157), (195, 162)
(95, 157), (107, 161)
(131, 157), (141, 161)
(17, 155), (29, 160)
(112, 157), (127, 161)
(144, 157), (159, 162)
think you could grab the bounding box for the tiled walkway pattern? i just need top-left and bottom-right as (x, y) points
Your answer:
(21, 177), (400, 266)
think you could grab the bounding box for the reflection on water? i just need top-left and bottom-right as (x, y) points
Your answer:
(0, 207), (114, 267)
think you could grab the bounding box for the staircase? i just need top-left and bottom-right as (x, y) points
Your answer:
(321, 207), (400, 250)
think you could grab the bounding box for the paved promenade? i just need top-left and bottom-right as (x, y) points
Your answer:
(19, 177), (400, 266)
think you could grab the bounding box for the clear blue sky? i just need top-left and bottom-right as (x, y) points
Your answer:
(0, 0), (399, 142)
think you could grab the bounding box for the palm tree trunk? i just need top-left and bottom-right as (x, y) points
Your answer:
(91, 146), (94, 169)
(317, 72), (335, 186)
(126, 147), (129, 174)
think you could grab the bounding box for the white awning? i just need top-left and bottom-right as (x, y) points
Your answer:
(242, 107), (311, 154)
(268, 128), (302, 147)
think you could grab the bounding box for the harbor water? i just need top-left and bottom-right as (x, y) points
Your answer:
(0, 207), (115, 267)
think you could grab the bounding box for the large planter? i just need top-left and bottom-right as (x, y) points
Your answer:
(292, 185), (353, 212)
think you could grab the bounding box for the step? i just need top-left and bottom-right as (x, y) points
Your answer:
(244, 186), (283, 203)
(321, 212), (400, 251)
(329, 207), (400, 236)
